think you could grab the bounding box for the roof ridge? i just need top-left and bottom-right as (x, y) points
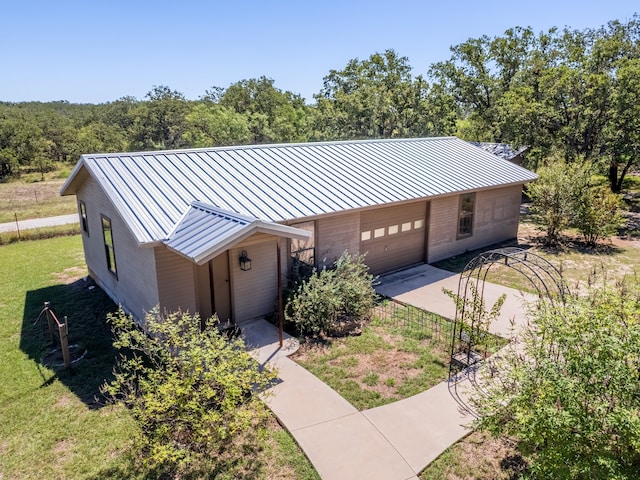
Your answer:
(81, 136), (457, 159)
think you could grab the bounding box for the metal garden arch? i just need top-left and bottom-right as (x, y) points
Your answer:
(449, 246), (568, 377)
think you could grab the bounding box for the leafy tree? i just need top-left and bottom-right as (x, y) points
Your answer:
(430, 16), (640, 189)
(606, 57), (640, 193)
(475, 279), (640, 479)
(183, 103), (251, 147)
(430, 27), (535, 142)
(130, 85), (190, 150)
(102, 308), (276, 473)
(529, 158), (624, 245)
(285, 252), (376, 335)
(217, 76), (311, 143)
(314, 49), (453, 140)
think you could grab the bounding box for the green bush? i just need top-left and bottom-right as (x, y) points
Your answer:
(476, 280), (640, 479)
(529, 159), (624, 246)
(285, 252), (377, 335)
(102, 308), (276, 475)
(572, 184), (624, 246)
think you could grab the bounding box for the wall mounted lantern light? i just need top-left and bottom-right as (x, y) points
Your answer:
(239, 250), (252, 271)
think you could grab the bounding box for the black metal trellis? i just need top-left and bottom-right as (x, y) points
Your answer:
(449, 247), (568, 378)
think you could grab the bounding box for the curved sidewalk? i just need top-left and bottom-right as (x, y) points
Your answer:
(243, 264), (529, 479)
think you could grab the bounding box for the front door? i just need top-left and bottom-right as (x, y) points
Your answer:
(211, 252), (232, 322)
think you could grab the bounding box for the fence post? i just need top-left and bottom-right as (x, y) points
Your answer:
(14, 213), (21, 240)
(59, 317), (71, 369)
(45, 302), (57, 345)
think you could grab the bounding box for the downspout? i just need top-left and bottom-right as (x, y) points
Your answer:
(277, 240), (283, 347)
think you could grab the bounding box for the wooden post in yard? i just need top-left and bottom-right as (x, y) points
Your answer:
(45, 302), (57, 345)
(59, 317), (71, 369)
(277, 241), (283, 348)
(14, 213), (21, 240)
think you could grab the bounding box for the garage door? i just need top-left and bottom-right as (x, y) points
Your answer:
(360, 202), (427, 275)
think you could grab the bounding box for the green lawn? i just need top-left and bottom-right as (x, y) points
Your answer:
(0, 235), (318, 480)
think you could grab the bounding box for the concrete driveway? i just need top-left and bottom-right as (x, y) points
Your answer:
(375, 264), (535, 337)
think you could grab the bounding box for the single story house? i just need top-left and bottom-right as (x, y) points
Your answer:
(60, 137), (537, 323)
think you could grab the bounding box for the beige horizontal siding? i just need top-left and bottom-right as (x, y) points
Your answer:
(316, 212), (360, 269)
(230, 237), (278, 322)
(428, 185), (522, 263)
(76, 176), (159, 320)
(155, 246), (198, 315)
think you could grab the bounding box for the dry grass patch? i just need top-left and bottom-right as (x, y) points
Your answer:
(293, 316), (451, 410)
(421, 430), (528, 480)
(0, 178), (77, 223)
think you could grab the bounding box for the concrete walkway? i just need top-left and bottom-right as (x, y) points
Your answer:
(375, 264), (534, 337)
(0, 213), (78, 233)
(244, 264), (531, 480)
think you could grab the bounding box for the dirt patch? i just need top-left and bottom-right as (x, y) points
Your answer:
(52, 266), (86, 284)
(52, 438), (75, 456)
(294, 320), (451, 407)
(54, 394), (74, 409)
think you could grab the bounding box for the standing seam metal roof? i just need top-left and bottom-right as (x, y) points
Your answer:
(61, 136), (538, 246)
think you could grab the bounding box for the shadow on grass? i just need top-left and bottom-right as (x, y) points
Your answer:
(85, 442), (267, 480)
(531, 235), (624, 257)
(21, 276), (118, 409)
(431, 237), (524, 274)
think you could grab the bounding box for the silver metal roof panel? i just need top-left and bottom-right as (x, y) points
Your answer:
(61, 137), (537, 245)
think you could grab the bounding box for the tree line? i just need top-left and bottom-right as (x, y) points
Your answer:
(1, 15), (638, 191)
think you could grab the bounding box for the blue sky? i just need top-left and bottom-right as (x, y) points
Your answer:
(1, 0), (637, 104)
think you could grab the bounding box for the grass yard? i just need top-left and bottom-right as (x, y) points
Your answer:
(0, 235), (318, 480)
(293, 312), (453, 410)
(434, 222), (640, 293)
(420, 431), (528, 479)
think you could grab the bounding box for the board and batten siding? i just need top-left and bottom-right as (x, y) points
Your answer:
(76, 176), (159, 320)
(154, 246), (198, 315)
(230, 238), (278, 322)
(316, 212), (360, 268)
(428, 185), (522, 263)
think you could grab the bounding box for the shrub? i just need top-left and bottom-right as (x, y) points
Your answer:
(285, 252), (377, 335)
(528, 160), (585, 245)
(102, 308), (276, 475)
(475, 280), (640, 479)
(529, 159), (624, 246)
(572, 184), (624, 246)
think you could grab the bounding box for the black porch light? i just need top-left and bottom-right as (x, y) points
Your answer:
(239, 250), (252, 271)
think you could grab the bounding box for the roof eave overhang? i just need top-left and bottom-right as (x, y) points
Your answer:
(60, 157), (88, 196)
(165, 220), (311, 266)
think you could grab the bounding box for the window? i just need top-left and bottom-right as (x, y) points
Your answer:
(402, 222), (412, 232)
(374, 227), (385, 238)
(79, 200), (89, 235)
(458, 193), (475, 238)
(414, 219), (424, 229)
(101, 215), (117, 276)
(388, 224), (399, 235)
(361, 230), (371, 241)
